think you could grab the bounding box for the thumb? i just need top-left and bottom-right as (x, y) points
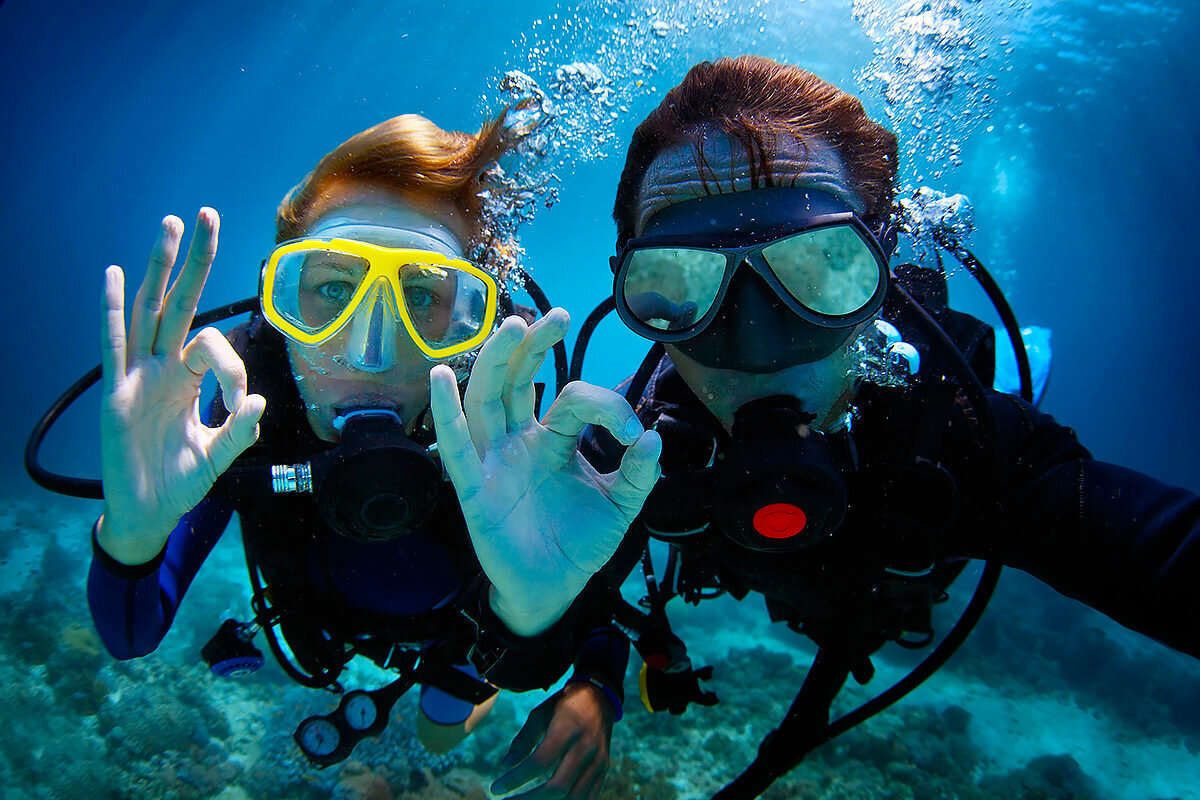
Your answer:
(501, 695), (555, 767)
(209, 393), (265, 474)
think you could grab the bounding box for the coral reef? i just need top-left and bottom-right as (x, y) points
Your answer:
(1, 496), (1198, 799)
(977, 754), (1099, 800)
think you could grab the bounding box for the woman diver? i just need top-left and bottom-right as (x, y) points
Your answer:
(88, 110), (661, 799)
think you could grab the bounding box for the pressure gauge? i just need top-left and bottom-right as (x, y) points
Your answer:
(295, 717), (341, 758)
(342, 691), (378, 731)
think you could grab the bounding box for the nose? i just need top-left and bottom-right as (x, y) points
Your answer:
(343, 277), (403, 373)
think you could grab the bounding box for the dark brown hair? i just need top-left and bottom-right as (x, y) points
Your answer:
(276, 112), (510, 244)
(613, 56), (897, 247)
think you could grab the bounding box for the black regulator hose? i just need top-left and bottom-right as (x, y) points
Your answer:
(827, 560), (1003, 740)
(894, 283), (999, 454)
(933, 232), (1034, 403)
(569, 296), (616, 384)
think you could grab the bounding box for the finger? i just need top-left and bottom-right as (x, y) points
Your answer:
(540, 382), (646, 452)
(493, 702), (556, 794)
(462, 316), (527, 448)
(506, 778), (569, 800)
(129, 215), (182, 358)
(605, 429), (663, 519)
(209, 393), (266, 475)
(534, 740), (590, 799)
(565, 756), (606, 800)
(101, 265), (128, 394)
(502, 308), (569, 430)
(182, 327), (247, 402)
(429, 364), (485, 497)
(499, 697), (554, 769)
(181, 328), (261, 472)
(494, 749), (560, 798)
(156, 207), (219, 355)
(506, 741), (599, 800)
(585, 766), (608, 800)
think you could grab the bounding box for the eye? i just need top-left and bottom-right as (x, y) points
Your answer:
(316, 281), (354, 303)
(404, 286), (437, 309)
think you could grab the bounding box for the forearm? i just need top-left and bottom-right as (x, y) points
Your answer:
(87, 527), (173, 659)
(958, 393), (1200, 658)
(86, 499), (234, 659)
(1001, 458), (1200, 657)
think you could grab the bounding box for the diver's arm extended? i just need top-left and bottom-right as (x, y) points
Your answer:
(87, 497), (234, 659)
(956, 393), (1200, 658)
(430, 311), (662, 637)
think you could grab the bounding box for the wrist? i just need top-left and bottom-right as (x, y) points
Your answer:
(487, 585), (570, 637)
(96, 512), (173, 566)
(565, 675), (623, 723)
(92, 518), (167, 579)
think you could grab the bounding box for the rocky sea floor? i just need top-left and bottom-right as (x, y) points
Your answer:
(2, 496), (1198, 800)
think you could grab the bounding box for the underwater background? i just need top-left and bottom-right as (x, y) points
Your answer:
(2, 0), (1200, 798)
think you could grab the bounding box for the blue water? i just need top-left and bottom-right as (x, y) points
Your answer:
(2, 1), (1199, 798)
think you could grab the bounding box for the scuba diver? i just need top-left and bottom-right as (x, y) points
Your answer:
(575, 56), (1200, 798)
(76, 111), (661, 798)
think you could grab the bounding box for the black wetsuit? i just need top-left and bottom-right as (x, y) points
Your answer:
(582, 326), (1200, 663)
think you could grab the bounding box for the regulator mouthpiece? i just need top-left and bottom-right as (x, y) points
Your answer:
(316, 409), (441, 541)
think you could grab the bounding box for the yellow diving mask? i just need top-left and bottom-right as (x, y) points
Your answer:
(260, 237), (499, 364)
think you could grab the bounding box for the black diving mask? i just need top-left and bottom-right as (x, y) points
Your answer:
(612, 187), (892, 372)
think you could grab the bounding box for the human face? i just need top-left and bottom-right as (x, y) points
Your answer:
(283, 184), (477, 441)
(633, 132), (875, 432)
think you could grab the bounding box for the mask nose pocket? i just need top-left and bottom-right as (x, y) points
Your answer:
(721, 263), (785, 332)
(677, 264), (857, 371)
(345, 277), (401, 372)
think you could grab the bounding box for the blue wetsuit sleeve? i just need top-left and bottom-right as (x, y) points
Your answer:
(419, 662), (484, 726)
(955, 393), (1200, 658)
(87, 498), (235, 659)
(566, 626), (631, 720)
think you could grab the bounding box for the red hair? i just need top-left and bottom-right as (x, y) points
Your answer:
(276, 112), (510, 244)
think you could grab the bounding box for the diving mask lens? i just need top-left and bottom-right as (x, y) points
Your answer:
(621, 247), (726, 333)
(271, 248), (369, 335)
(617, 223), (886, 339)
(397, 262), (490, 351)
(262, 238), (498, 358)
(760, 225), (882, 316)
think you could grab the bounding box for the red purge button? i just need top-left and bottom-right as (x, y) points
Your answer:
(753, 503), (807, 539)
(644, 653), (670, 670)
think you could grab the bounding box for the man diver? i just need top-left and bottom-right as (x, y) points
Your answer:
(87, 111), (660, 798)
(583, 55), (1200, 797)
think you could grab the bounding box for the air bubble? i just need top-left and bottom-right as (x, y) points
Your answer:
(854, 0), (998, 190)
